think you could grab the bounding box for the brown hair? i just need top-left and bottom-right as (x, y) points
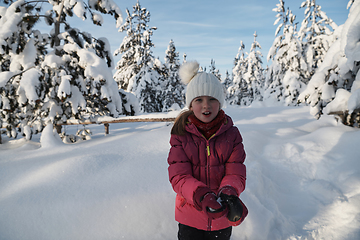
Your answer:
(171, 109), (193, 136)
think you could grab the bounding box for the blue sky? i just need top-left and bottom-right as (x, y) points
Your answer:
(94, 0), (349, 77)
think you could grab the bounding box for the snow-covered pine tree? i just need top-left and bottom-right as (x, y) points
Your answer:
(298, 0), (338, 84)
(264, 0), (306, 105)
(162, 39), (184, 111)
(113, 1), (161, 113)
(298, 0), (360, 126)
(222, 70), (232, 91)
(113, 7), (137, 90)
(226, 41), (250, 105)
(209, 59), (221, 80)
(0, 0), (124, 140)
(244, 31), (264, 103)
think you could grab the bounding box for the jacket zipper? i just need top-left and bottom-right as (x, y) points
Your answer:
(206, 133), (215, 156)
(206, 142), (210, 187)
(199, 125), (225, 231)
(208, 219), (212, 231)
(206, 139), (211, 231)
(202, 132), (217, 231)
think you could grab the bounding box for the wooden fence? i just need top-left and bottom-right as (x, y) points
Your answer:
(55, 117), (176, 134)
(0, 117), (176, 144)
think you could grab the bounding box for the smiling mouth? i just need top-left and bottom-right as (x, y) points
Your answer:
(203, 112), (211, 115)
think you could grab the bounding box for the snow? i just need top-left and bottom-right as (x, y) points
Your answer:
(19, 68), (42, 103)
(324, 89), (351, 114)
(42, 51), (64, 69)
(72, 0), (86, 20)
(57, 73), (72, 100)
(343, 0), (360, 63)
(0, 71), (15, 88)
(0, 1), (23, 48)
(1, 105), (359, 240)
(348, 89), (360, 113)
(39, 123), (64, 149)
(69, 86), (86, 114)
(10, 39), (37, 71)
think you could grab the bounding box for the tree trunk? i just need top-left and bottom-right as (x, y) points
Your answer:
(54, 1), (64, 53)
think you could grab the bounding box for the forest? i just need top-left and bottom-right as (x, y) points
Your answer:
(0, 0), (359, 142)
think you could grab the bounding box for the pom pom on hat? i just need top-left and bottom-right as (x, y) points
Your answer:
(179, 61), (200, 84)
(179, 60), (225, 108)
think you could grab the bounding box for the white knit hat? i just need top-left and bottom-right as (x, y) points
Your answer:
(179, 61), (225, 108)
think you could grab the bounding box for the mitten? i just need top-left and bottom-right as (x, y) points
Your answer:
(219, 193), (248, 226)
(194, 187), (227, 219)
(193, 187), (212, 211)
(201, 193), (227, 219)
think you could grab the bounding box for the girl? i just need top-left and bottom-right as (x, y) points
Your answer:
(167, 61), (248, 240)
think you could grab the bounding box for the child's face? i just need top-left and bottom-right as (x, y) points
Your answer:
(190, 96), (220, 123)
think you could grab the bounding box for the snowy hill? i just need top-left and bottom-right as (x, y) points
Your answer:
(0, 105), (359, 240)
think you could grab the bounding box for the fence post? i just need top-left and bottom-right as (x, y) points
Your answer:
(55, 124), (62, 134)
(104, 123), (109, 135)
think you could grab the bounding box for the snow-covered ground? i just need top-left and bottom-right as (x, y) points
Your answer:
(0, 105), (359, 240)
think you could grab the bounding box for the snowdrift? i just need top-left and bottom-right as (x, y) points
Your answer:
(0, 105), (359, 240)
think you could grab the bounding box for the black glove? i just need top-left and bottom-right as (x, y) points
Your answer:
(219, 193), (244, 223)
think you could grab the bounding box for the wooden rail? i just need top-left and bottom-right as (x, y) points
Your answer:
(56, 117), (176, 134)
(0, 117), (176, 143)
(57, 117), (176, 125)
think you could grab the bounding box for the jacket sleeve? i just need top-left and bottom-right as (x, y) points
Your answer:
(219, 127), (246, 196)
(167, 134), (207, 206)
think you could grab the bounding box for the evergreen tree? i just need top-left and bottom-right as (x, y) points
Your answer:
(227, 41), (250, 105)
(264, 0), (306, 105)
(298, 0), (338, 83)
(222, 70), (232, 91)
(244, 31), (264, 103)
(113, 1), (161, 113)
(209, 59), (221, 80)
(0, 0), (123, 140)
(298, 0), (360, 126)
(162, 40), (184, 111)
(113, 7), (138, 90)
(132, 64), (162, 113)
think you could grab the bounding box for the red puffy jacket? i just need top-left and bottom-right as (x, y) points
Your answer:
(167, 114), (246, 231)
